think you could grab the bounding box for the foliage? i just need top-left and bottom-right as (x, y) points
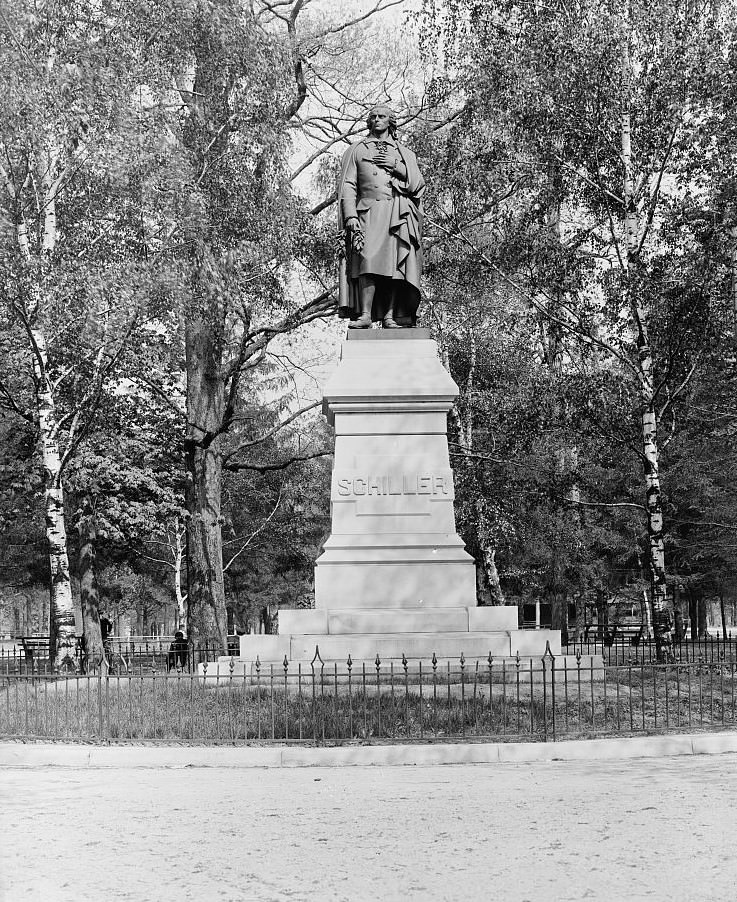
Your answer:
(416, 0), (737, 644)
(1, 0), (736, 648)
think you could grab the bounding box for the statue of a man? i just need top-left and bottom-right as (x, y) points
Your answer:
(337, 105), (425, 329)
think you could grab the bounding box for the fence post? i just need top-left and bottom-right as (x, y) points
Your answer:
(375, 653), (382, 739)
(310, 646), (321, 743)
(283, 655), (289, 742)
(545, 641), (556, 742)
(459, 652), (466, 738)
(542, 649), (548, 742)
(347, 654), (353, 740)
(98, 671), (105, 741)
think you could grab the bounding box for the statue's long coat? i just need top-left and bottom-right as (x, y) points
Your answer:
(337, 137), (425, 325)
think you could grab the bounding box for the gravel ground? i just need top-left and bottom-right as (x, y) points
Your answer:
(1, 754), (736, 902)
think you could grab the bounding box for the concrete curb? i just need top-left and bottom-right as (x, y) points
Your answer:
(1, 732), (737, 768)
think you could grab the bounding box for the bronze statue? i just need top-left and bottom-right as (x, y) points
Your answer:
(337, 105), (425, 328)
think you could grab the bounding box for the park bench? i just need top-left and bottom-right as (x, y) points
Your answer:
(19, 636), (51, 670)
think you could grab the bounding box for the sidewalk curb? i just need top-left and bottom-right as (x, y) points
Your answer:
(1, 732), (737, 768)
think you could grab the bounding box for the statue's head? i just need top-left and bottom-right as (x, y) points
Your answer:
(366, 104), (397, 139)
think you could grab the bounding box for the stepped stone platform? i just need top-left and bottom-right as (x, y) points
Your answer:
(206, 606), (561, 675)
(203, 330), (578, 678)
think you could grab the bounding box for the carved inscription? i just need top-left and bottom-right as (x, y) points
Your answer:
(336, 474), (451, 497)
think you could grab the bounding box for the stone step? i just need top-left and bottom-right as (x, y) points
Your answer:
(229, 627), (561, 670)
(200, 653), (604, 682)
(231, 630), (511, 665)
(289, 631), (512, 661)
(328, 609), (467, 634)
(278, 606), (520, 636)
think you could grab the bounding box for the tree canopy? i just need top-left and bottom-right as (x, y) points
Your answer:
(1, 0), (736, 660)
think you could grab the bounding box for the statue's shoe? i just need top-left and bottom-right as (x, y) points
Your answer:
(382, 314), (401, 329)
(348, 314), (372, 329)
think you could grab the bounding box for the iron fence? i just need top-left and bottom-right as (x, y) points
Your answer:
(1, 648), (735, 745)
(0, 638), (238, 676)
(7, 633), (735, 676)
(564, 634), (737, 666)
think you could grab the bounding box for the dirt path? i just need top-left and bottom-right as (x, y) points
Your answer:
(2, 754), (736, 901)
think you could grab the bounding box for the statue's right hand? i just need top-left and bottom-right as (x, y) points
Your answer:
(345, 217), (364, 251)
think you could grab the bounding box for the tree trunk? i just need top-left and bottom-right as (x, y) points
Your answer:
(185, 305), (228, 651)
(185, 442), (228, 648)
(548, 448), (572, 644)
(34, 326), (76, 669)
(10, 174), (76, 667)
(620, 25), (672, 661)
(574, 595), (585, 642)
(482, 546), (505, 606)
(173, 519), (187, 630)
(78, 499), (104, 671)
(719, 591), (727, 640)
(673, 583), (685, 643)
(177, 42), (235, 653)
(550, 593), (569, 646)
(698, 597), (707, 639)
(475, 562), (491, 606)
(641, 406), (672, 659)
(688, 589), (699, 639)
(596, 590), (607, 642)
(448, 338), (505, 612)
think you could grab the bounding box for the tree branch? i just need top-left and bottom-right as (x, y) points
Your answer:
(135, 373), (186, 418)
(672, 520), (737, 533)
(223, 490), (283, 572)
(224, 449), (331, 473)
(240, 287), (337, 350)
(429, 215), (640, 376)
(309, 0), (406, 40)
(309, 190), (337, 216)
(0, 379), (34, 423)
(224, 400), (321, 461)
(636, 120), (679, 256)
(289, 121), (364, 183)
(448, 443), (506, 465)
(562, 497), (646, 513)
(284, 1), (308, 121)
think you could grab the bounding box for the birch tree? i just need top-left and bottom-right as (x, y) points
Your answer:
(421, 0), (737, 659)
(0, 3), (150, 666)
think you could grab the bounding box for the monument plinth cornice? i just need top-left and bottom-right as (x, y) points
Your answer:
(324, 399), (455, 419)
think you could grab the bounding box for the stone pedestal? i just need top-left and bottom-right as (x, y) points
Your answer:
(216, 330), (563, 673)
(315, 329), (476, 612)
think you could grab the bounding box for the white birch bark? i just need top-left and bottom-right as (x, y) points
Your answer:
(463, 331), (476, 452)
(33, 325), (77, 667)
(2, 141), (77, 668)
(482, 546), (505, 606)
(444, 328), (506, 605)
(620, 23), (672, 658)
(173, 520), (187, 630)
